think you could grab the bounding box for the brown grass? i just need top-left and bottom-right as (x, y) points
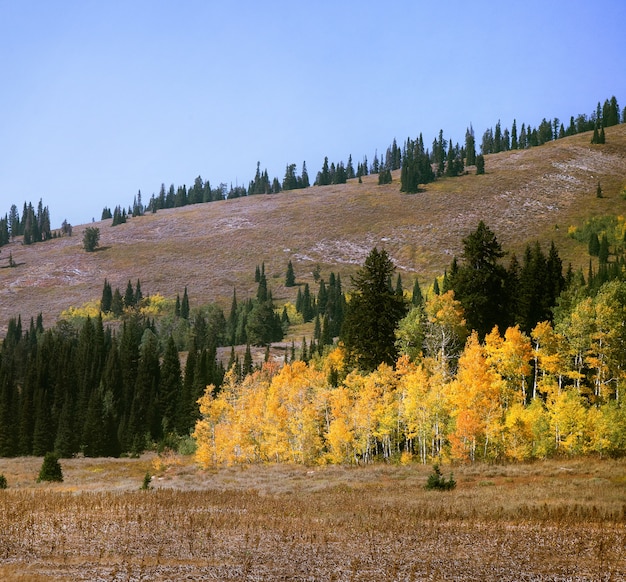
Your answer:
(0, 455), (624, 580)
(1, 126), (626, 336)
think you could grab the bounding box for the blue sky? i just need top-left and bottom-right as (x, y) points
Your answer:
(1, 0), (625, 228)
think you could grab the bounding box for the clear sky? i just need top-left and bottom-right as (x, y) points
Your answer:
(1, 0), (625, 228)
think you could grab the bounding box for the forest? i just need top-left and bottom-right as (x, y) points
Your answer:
(0, 95), (625, 464)
(2, 212), (626, 463)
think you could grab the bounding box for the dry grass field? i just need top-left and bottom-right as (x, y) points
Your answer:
(1, 126), (625, 336)
(0, 455), (624, 580)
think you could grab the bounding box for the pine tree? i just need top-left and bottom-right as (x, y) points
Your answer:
(124, 280), (135, 308)
(101, 279), (113, 313)
(37, 452), (63, 482)
(411, 278), (424, 307)
(181, 287), (190, 319)
(285, 260), (296, 287)
(340, 248), (407, 371)
(159, 336), (182, 436)
(475, 154), (485, 175)
(448, 221), (508, 339)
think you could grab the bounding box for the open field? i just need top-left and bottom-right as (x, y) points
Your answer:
(0, 455), (624, 580)
(1, 126), (625, 336)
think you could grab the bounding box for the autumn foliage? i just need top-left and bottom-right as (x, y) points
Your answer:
(194, 292), (626, 467)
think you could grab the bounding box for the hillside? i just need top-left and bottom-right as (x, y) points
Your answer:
(1, 125), (625, 336)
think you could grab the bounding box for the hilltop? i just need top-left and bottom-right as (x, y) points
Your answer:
(1, 125), (625, 335)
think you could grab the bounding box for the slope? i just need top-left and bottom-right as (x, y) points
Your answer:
(1, 125), (625, 335)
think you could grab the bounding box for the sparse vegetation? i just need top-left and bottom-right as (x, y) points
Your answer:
(425, 463), (456, 490)
(0, 456), (624, 580)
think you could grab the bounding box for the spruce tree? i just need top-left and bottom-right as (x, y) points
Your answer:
(475, 154), (485, 175)
(411, 278), (424, 307)
(159, 336), (182, 436)
(285, 260), (296, 287)
(181, 287), (190, 319)
(37, 452), (63, 482)
(101, 279), (113, 313)
(448, 221), (508, 339)
(340, 247), (407, 371)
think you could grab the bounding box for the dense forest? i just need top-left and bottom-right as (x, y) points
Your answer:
(195, 226), (626, 466)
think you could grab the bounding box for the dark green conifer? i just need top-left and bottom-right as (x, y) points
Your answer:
(181, 287), (190, 319)
(37, 452), (63, 482)
(285, 260), (296, 287)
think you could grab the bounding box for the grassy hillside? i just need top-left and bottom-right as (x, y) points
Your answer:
(1, 125), (625, 336)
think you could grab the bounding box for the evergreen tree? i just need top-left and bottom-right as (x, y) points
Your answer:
(475, 154), (485, 175)
(124, 280), (136, 308)
(448, 222), (508, 339)
(37, 452), (63, 482)
(100, 279), (113, 313)
(340, 248), (407, 371)
(82, 227), (100, 252)
(285, 260), (296, 287)
(159, 336), (182, 436)
(111, 288), (124, 316)
(465, 126), (476, 166)
(411, 277), (424, 307)
(181, 287), (190, 319)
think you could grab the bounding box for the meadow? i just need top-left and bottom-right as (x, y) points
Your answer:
(0, 454), (624, 580)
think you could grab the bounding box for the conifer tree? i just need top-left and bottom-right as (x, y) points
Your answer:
(101, 279), (113, 313)
(448, 221), (508, 339)
(159, 336), (182, 436)
(411, 278), (424, 307)
(341, 247), (407, 371)
(285, 260), (296, 287)
(181, 287), (190, 319)
(475, 154), (485, 175)
(37, 452), (63, 482)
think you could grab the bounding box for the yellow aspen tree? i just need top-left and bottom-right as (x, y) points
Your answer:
(502, 402), (534, 461)
(547, 389), (588, 455)
(557, 297), (595, 392)
(486, 325), (533, 406)
(325, 385), (356, 463)
(371, 363), (400, 461)
(422, 356), (452, 459)
(531, 321), (569, 399)
(262, 373), (290, 463)
(234, 370), (271, 463)
(346, 370), (379, 463)
(502, 398), (552, 460)
(448, 332), (504, 461)
(587, 282), (626, 402)
(397, 356), (431, 463)
(423, 290), (467, 379)
(193, 384), (228, 468)
(270, 361), (326, 464)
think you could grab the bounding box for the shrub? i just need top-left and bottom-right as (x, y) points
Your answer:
(425, 464), (456, 491)
(82, 226), (100, 252)
(141, 471), (152, 490)
(0, 474), (7, 489)
(37, 452), (63, 483)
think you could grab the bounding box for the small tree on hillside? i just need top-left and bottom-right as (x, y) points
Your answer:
(82, 227), (100, 252)
(285, 260), (296, 287)
(475, 154), (485, 175)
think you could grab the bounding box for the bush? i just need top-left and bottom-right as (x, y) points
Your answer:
(37, 452), (63, 483)
(141, 471), (152, 490)
(82, 226), (100, 252)
(425, 464), (456, 491)
(0, 474), (7, 489)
